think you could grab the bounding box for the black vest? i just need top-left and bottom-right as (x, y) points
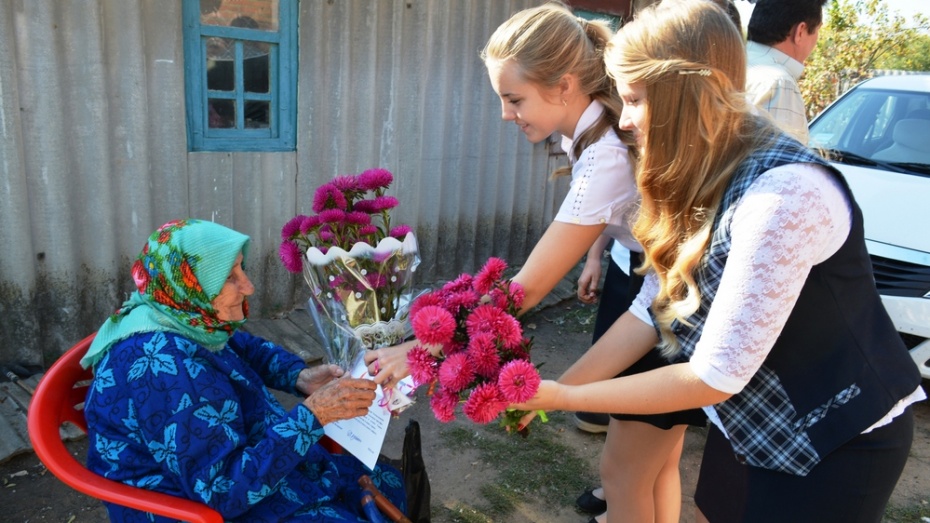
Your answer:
(659, 135), (921, 475)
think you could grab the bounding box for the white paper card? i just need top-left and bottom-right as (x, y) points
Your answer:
(321, 352), (414, 469)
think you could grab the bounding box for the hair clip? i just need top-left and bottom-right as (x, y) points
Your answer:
(679, 69), (712, 76)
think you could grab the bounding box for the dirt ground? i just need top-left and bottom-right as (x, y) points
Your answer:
(2, 299), (929, 522)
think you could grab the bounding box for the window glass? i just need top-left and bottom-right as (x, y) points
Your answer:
(200, 0), (279, 31)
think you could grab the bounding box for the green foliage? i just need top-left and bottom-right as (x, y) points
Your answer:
(801, 0), (929, 119)
(875, 32), (930, 71)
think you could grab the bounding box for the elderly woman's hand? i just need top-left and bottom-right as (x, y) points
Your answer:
(303, 377), (377, 426)
(364, 340), (417, 389)
(295, 364), (344, 396)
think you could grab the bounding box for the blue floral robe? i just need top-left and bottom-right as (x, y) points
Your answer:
(84, 330), (405, 522)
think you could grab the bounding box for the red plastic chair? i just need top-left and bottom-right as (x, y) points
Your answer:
(27, 333), (224, 523)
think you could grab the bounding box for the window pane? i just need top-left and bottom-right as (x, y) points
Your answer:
(245, 101), (270, 128)
(208, 99), (236, 128)
(200, 0), (279, 31)
(244, 52), (270, 93)
(206, 38), (235, 92)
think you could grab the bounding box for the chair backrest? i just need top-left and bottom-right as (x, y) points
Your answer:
(872, 117), (930, 164)
(27, 333), (224, 523)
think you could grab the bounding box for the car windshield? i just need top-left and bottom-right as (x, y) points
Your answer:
(809, 86), (930, 173)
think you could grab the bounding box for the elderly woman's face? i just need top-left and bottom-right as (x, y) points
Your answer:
(212, 253), (254, 321)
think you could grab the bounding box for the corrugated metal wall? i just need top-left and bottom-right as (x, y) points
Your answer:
(0, 0), (570, 367)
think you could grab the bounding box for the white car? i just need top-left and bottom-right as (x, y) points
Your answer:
(808, 74), (930, 380)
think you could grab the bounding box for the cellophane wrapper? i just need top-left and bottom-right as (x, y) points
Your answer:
(302, 233), (421, 371)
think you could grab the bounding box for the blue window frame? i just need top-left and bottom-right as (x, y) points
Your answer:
(182, 0), (297, 152)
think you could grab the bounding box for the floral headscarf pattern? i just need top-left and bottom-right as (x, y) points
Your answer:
(81, 219), (251, 368)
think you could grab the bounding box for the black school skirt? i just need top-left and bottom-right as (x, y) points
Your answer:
(594, 251), (706, 430)
(694, 408), (914, 523)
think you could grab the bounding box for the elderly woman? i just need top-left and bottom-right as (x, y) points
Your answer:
(82, 219), (405, 522)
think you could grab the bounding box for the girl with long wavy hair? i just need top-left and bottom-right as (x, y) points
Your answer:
(514, 1), (924, 521)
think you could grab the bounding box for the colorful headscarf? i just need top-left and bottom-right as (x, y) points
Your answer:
(81, 219), (251, 368)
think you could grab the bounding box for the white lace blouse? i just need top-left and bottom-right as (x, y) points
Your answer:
(628, 163), (926, 433)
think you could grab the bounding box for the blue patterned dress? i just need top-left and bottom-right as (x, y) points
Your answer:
(85, 330), (405, 522)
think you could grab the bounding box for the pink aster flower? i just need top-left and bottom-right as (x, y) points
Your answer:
(278, 240), (303, 273)
(465, 304), (507, 337)
(462, 382), (507, 424)
(474, 257), (507, 295)
(358, 224), (378, 237)
(358, 168), (394, 191)
(373, 195), (400, 212)
(443, 273), (474, 294)
(319, 208), (346, 225)
(345, 211), (371, 225)
(495, 313), (524, 349)
(443, 290), (481, 315)
(300, 215), (322, 235)
(312, 183), (348, 212)
(409, 292), (442, 317)
(330, 174), (360, 192)
(497, 359), (541, 403)
(281, 215), (306, 240)
(467, 332), (501, 378)
(437, 352), (474, 393)
(351, 199), (376, 214)
(430, 387), (459, 423)
(366, 272), (388, 289)
(507, 281), (525, 310)
(407, 345), (438, 386)
(389, 224), (412, 238)
(442, 339), (466, 355)
(411, 305), (456, 346)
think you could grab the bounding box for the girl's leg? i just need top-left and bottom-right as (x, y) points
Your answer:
(601, 418), (687, 523)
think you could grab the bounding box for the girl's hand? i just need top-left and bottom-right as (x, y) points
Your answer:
(364, 340), (417, 389)
(511, 379), (563, 412)
(577, 259), (602, 304)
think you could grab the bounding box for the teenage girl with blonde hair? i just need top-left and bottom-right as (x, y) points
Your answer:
(514, 1), (924, 521)
(366, 4), (695, 521)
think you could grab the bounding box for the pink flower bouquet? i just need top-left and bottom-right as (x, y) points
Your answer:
(406, 257), (545, 435)
(279, 168), (420, 370)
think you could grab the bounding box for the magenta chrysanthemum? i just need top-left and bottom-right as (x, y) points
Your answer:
(373, 195), (400, 211)
(467, 332), (501, 377)
(358, 225), (379, 237)
(312, 183), (348, 213)
(278, 240), (303, 273)
(438, 352), (475, 393)
(442, 339), (466, 355)
(345, 211), (371, 225)
(358, 168), (394, 191)
(462, 383), (507, 424)
(366, 272), (387, 289)
(281, 215), (306, 240)
(474, 257), (507, 294)
(443, 273), (474, 294)
(443, 290), (481, 315)
(389, 224), (412, 238)
(465, 304), (507, 337)
(407, 345), (438, 386)
(330, 174), (360, 192)
(351, 199), (376, 214)
(318, 208), (346, 225)
(409, 292), (442, 317)
(411, 305), (456, 346)
(430, 388), (459, 423)
(507, 281), (525, 310)
(497, 359), (541, 403)
(300, 215), (321, 235)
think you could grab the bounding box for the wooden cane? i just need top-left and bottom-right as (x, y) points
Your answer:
(358, 475), (412, 523)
